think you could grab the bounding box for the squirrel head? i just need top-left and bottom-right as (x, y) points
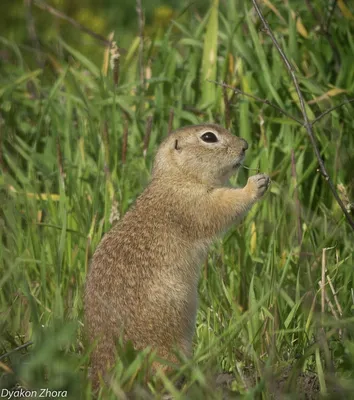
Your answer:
(152, 124), (248, 186)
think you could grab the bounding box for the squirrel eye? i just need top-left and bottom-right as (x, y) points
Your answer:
(201, 132), (218, 143)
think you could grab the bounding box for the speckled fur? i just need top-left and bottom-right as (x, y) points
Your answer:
(84, 124), (270, 389)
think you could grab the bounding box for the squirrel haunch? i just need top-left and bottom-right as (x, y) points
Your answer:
(84, 124), (270, 388)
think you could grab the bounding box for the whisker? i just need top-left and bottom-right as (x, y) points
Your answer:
(240, 165), (260, 172)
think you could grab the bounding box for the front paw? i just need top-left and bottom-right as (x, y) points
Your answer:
(246, 173), (271, 200)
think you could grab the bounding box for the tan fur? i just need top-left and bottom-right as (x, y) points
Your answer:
(84, 124), (270, 389)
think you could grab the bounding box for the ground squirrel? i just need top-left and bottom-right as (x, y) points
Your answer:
(84, 123), (270, 389)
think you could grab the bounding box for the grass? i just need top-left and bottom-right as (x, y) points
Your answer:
(1, 0), (354, 398)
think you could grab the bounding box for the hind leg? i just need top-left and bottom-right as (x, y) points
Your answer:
(150, 339), (192, 390)
(89, 336), (116, 393)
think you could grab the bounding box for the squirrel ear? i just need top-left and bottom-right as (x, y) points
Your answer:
(174, 139), (181, 151)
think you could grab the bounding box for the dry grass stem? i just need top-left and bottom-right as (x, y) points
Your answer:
(168, 108), (174, 135)
(143, 116), (153, 158)
(122, 113), (129, 165)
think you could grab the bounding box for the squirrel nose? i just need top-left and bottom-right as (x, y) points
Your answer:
(241, 139), (248, 152)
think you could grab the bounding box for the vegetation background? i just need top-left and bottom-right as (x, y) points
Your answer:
(1, 0), (354, 398)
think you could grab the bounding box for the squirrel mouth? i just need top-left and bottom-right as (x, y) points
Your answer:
(232, 157), (245, 169)
(232, 153), (246, 169)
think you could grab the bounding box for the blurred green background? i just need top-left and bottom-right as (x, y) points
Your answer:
(1, 0), (209, 64)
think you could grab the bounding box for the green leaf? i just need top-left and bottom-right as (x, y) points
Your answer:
(200, 0), (219, 106)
